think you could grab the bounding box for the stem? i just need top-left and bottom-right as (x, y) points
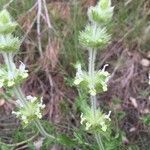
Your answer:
(2, 52), (15, 72)
(91, 95), (96, 116)
(88, 49), (93, 77)
(88, 24), (105, 150)
(92, 49), (97, 73)
(34, 119), (55, 139)
(13, 85), (27, 105)
(95, 133), (105, 150)
(88, 48), (97, 111)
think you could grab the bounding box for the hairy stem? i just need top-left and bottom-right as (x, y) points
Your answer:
(95, 133), (105, 150)
(88, 48), (97, 112)
(88, 24), (104, 149)
(13, 85), (26, 105)
(34, 119), (55, 139)
(2, 52), (15, 72)
(91, 95), (96, 116)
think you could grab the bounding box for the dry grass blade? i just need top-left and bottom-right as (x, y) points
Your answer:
(41, 39), (60, 70)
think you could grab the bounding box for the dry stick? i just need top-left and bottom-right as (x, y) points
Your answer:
(42, 0), (58, 36)
(20, 2), (38, 44)
(42, 0), (55, 118)
(37, 0), (43, 57)
(42, 0), (52, 29)
(20, 16), (37, 44)
(3, 0), (15, 9)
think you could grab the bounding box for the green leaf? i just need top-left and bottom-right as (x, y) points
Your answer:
(79, 24), (110, 48)
(57, 134), (75, 147)
(41, 138), (53, 150)
(0, 145), (10, 150)
(104, 132), (122, 150)
(99, 0), (111, 9)
(140, 114), (150, 126)
(0, 9), (11, 24)
(0, 35), (20, 52)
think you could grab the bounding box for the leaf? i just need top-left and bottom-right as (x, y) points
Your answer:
(41, 138), (53, 150)
(57, 134), (75, 147)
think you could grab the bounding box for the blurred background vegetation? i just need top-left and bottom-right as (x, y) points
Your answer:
(0, 0), (149, 149)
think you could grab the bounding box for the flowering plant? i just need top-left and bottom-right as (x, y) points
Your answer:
(0, 9), (55, 140)
(74, 0), (114, 149)
(12, 96), (45, 125)
(81, 109), (111, 132)
(0, 62), (28, 87)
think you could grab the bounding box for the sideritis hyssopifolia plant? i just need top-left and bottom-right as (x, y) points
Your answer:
(0, 9), (55, 140)
(74, 0), (114, 149)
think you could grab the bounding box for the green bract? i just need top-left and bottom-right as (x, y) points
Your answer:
(0, 62), (28, 88)
(80, 108), (111, 132)
(12, 96), (45, 125)
(0, 9), (17, 34)
(99, 0), (112, 9)
(88, 0), (114, 24)
(0, 22), (17, 34)
(0, 35), (20, 52)
(79, 25), (110, 48)
(74, 64), (110, 95)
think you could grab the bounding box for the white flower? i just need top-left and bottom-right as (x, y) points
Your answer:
(0, 62), (28, 88)
(12, 95), (45, 125)
(19, 62), (28, 78)
(105, 111), (111, 121)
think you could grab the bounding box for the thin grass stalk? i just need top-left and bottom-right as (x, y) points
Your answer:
(37, 0), (43, 57)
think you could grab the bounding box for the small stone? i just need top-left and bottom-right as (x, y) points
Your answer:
(129, 127), (136, 132)
(147, 52), (150, 58)
(140, 58), (150, 67)
(122, 136), (129, 144)
(0, 99), (5, 106)
(143, 108), (150, 114)
(129, 97), (138, 108)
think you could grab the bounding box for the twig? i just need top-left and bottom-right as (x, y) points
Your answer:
(20, 16), (37, 44)
(37, 0), (43, 57)
(3, 0), (15, 9)
(42, 0), (52, 30)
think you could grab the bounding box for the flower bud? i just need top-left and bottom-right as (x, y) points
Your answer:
(0, 35), (20, 52)
(87, 0), (114, 24)
(0, 9), (17, 34)
(99, 0), (111, 9)
(79, 25), (110, 48)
